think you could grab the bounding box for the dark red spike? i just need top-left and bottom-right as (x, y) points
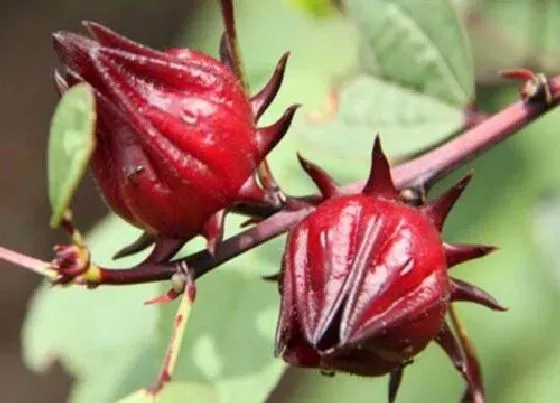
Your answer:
(112, 231), (156, 260)
(219, 32), (235, 72)
(451, 278), (507, 311)
(444, 242), (497, 269)
(82, 21), (163, 59)
(52, 32), (98, 75)
(362, 137), (398, 199)
(435, 322), (485, 403)
(235, 174), (281, 207)
(53, 70), (69, 94)
(388, 365), (405, 403)
(202, 210), (226, 256)
(422, 174), (472, 232)
(143, 237), (186, 264)
(255, 104), (300, 161)
(250, 52), (290, 121)
(296, 153), (338, 199)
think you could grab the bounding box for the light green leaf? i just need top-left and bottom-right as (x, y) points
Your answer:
(291, 0), (474, 172)
(117, 382), (218, 403)
(347, 0), (473, 106)
(291, 75), (463, 174)
(48, 83), (96, 228)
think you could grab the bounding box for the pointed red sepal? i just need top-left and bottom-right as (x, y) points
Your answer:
(255, 104), (300, 161)
(362, 137), (398, 199)
(388, 366), (405, 403)
(297, 153), (338, 199)
(142, 237), (186, 264)
(53, 70), (69, 94)
(144, 288), (182, 305)
(450, 278), (507, 311)
(219, 31), (235, 73)
(112, 232), (156, 260)
(236, 174), (282, 207)
(435, 321), (485, 403)
(422, 174), (472, 232)
(251, 52), (290, 121)
(444, 242), (497, 269)
(82, 21), (162, 59)
(202, 210), (226, 255)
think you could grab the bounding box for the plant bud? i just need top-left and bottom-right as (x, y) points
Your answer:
(275, 138), (505, 401)
(52, 22), (296, 257)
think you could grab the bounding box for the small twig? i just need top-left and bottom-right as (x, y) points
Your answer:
(148, 275), (196, 394)
(0, 246), (57, 280)
(219, 0), (246, 88)
(219, 0), (284, 205)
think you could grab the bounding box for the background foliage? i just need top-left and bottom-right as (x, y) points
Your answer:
(18, 0), (560, 401)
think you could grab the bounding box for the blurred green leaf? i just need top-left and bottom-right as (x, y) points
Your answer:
(47, 83), (96, 228)
(292, 0), (474, 176)
(117, 382), (218, 403)
(292, 75), (463, 169)
(348, 0), (473, 105)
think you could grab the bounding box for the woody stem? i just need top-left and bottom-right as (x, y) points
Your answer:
(90, 75), (560, 285)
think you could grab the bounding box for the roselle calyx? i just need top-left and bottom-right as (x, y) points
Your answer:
(275, 138), (505, 402)
(52, 22), (296, 260)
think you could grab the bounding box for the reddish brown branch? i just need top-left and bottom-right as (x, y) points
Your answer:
(90, 74), (560, 285)
(4, 74), (559, 287)
(219, 0), (245, 87)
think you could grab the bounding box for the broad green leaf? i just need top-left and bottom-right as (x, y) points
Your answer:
(117, 382), (218, 403)
(291, 0), (474, 171)
(347, 0), (473, 106)
(48, 83), (96, 228)
(22, 218), (161, 403)
(291, 75), (463, 173)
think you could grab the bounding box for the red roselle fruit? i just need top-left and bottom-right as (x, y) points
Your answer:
(275, 138), (506, 402)
(52, 22), (296, 260)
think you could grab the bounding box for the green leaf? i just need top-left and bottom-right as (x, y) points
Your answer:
(291, 75), (463, 173)
(290, 0), (474, 171)
(117, 382), (218, 403)
(47, 83), (96, 228)
(347, 0), (473, 106)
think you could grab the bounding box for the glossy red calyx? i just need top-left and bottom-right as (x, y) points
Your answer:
(275, 137), (505, 402)
(52, 22), (296, 259)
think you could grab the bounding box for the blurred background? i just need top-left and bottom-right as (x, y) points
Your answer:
(2, 0), (560, 402)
